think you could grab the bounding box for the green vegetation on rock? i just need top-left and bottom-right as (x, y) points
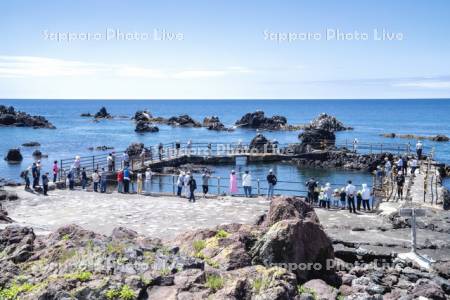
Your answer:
(205, 274), (224, 292)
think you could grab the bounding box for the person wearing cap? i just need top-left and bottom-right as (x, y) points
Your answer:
(242, 170), (252, 197)
(229, 170), (238, 195)
(345, 180), (356, 213)
(361, 183), (371, 211)
(266, 169), (277, 200)
(395, 171), (405, 200)
(416, 140), (423, 160)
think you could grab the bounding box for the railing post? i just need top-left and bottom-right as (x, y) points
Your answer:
(217, 177), (221, 195)
(380, 144), (383, 153)
(172, 175), (175, 195)
(59, 159), (63, 181)
(257, 179), (260, 196)
(92, 156), (95, 171)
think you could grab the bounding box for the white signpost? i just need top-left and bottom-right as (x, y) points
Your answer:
(398, 207), (434, 270)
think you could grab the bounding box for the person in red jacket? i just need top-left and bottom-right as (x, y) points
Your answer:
(117, 169), (124, 193)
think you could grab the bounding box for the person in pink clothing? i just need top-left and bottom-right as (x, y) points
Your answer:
(229, 170), (238, 195)
(52, 160), (59, 183)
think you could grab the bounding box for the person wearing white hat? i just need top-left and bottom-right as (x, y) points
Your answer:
(361, 183), (371, 211)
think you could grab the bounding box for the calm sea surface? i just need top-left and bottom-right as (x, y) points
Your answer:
(1, 100), (449, 192)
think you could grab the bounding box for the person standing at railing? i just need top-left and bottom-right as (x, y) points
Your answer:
(332, 188), (340, 208)
(339, 187), (347, 209)
(416, 140), (423, 160)
(242, 170), (252, 197)
(42, 172), (49, 196)
(361, 183), (371, 211)
(305, 178), (317, 204)
(201, 170), (210, 198)
(395, 171), (405, 200)
(52, 161), (59, 183)
(410, 158), (418, 176)
(266, 169), (277, 200)
(81, 168), (87, 190)
(111, 152), (116, 171)
(137, 172), (143, 194)
(177, 171), (185, 197)
(92, 170), (100, 192)
(353, 138), (359, 152)
(323, 183), (332, 209)
(158, 143), (164, 161)
(68, 168), (75, 190)
(345, 180), (356, 213)
(229, 170), (238, 195)
(187, 174), (197, 203)
(402, 156), (408, 175)
(123, 167), (131, 193)
(107, 153), (114, 172)
(139, 149), (146, 168)
(31, 162), (39, 189)
(184, 171), (190, 197)
(122, 152), (129, 168)
(74, 156), (81, 179)
(117, 169), (124, 193)
(207, 143), (212, 157)
(100, 167), (107, 193)
(144, 168), (152, 195)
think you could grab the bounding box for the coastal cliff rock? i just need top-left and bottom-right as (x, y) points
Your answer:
(94, 106), (112, 119)
(203, 116), (231, 131)
(135, 120), (159, 133)
(0, 105), (55, 129)
(4, 149), (23, 163)
(305, 113), (352, 132)
(235, 110), (291, 130)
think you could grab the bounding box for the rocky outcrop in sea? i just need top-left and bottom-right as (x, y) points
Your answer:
(203, 116), (232, 131)
(135, 121), (159, 133)
(235, 110), (294, 130)
(4, 149), (23, 163)
(305, 113), (352, 132)
(0, 105), (55, 129)
(381, 133), (450, 142)
(94, 107), (112, 119)
(249, 133), (276, 153)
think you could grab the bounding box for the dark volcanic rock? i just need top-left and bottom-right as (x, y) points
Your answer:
(298, 129), (336, 151)
(0, 105), (55, 129)
(381, 133), (450, 142)
(305, 113), (351, 132)
(203, 116), (230, 131)
(32, 149), (42, 157)
(133, 110), (153, 122)
(94, 107), (111, 119)
(21, 141), (40, 147)
(0, 208), (13, 224)
(4, 149), (23, 162)
(135, 121), (159, 133)
(249, 133), (275, 153)
(235, 110), (289, 130)
(166, 115), (201, 127)
(80, 113), (92, 117)
(126, 142), (145, 157)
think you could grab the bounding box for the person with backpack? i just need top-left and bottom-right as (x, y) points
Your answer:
(52, 161), (59, 183)
(42, 172), (49, 196)
(396, 171), (405, 200)
(123, 167), (131, 193)
(266, 169), (277, 200)
(188, 174), (197, 202)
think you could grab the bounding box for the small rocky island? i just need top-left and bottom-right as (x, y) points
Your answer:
(0, 105), (55, 129)
(235, 110), (296, 130)
(203, 116), (232, 131)
(305, 113), (352, 132)
(80, 107), (112, 119)
(381, 133), (450, 142)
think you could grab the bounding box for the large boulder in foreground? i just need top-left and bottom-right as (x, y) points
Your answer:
(4, 149), (23, 163)
(305, 113), (351, 132)
(0, 105), (55, 129)
(251, 197), (335, 283)
(235, 110), (289, 130)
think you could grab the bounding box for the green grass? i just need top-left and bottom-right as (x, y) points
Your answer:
(159, 268), (171, 276)
(215, 229), (229, 239)
(252, 277), (271, 294)
(62, 234), (70, 241)
(205, 274), (224, 292)
(193, 240), (206, 253)
(64, 271), (92, 282)
(58, 249), (77, 263)
(118, 285), (136, 300)
(106, 242), (125, 256)
(297, 285), (317, 299)
(0, 283), (35, 300)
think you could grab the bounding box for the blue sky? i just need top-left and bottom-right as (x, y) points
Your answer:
(0, 0), (450, 99)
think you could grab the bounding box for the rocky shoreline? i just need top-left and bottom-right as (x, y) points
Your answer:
(0, 196), (448, 299)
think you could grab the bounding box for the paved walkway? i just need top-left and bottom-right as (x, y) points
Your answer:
(1, 187), (269, 240)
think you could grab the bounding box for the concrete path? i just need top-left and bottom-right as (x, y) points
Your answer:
(1, 187), (269, 240)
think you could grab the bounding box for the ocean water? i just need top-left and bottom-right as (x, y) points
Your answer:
(1, 99), (449, 192)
